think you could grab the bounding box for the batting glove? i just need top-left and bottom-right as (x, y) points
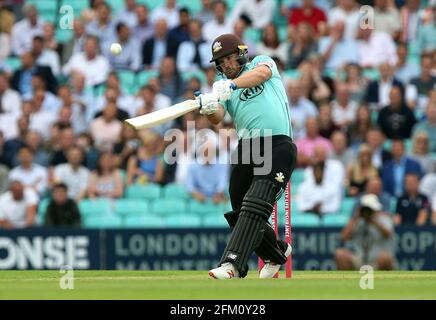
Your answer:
(212, 80), (237, 102)
(197, 93), (220, 115)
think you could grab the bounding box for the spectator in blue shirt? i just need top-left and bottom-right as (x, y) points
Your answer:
(103, 22), (141, 71)
(185, 141), (229, 204)
(381, 139), (423, 197)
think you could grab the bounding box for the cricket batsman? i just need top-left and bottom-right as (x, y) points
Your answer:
(197, 34), (297, 279)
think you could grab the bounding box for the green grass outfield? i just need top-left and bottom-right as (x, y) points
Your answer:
(0, 270), (435, 300)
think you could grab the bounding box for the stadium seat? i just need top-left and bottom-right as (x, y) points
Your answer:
(181, 70), (207, 85)
(162, 183), (190, 200)
(283, 69), (301, 80)
(340, 198), (356, 216)
(363, 68), (380, 81)
(124, 215), (165, 228)
(322, 214), (349, 227)
(291, 169), (305, 186)
(117, 70), (136, 94)
(136, 0), (165, 11)
(150, 198), (187, 215)
(177, 0), (202, 14)
(125, 183), (161, 200)
(292, 214), (320, 227)
(189, 200), (222, 215)
(84, 214), (123, 228)
(164, 214), (202, 228)
(36, 197), (51, 225)
(114, 199), (150, 216)
(202, 214), (229, 227)
(55, 28), (73, 43)
(78, 198), (113, 217)
(244, 28), (262, 43)
(3, 56), (22, 72)
(278, 26), (288, 42)
(107, 0), (124, 13)
(61, 0), (90, 12)
(136, 70), (159, 87)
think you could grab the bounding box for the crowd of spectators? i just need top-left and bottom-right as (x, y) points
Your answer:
(0, 0), (435, 236)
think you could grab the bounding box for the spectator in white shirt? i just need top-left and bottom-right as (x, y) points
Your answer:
(10, 3), (44, 56)
(202, 0), (233, 44)
(31, 35), (60, 76)
(53, 146), (90, 201)
(114, 0), (138, 29)
(332, 82), (359, 128)
(328, 0), (361, 40)
(28, 89), (57, 140)
(176, 19), (211, 72)
(373, 0), (401, 39)
(297, 144), (345, 215)
(287, 79), (318, 139)
(229, 0), (275, 30)
(90, 102), (123, 152)
(8, 146), (48, 196)
(357, 27), (398, 68)
(0, 72), (22, 118)
(150, 0), (180, 29)
(103, 22), (142, 71)
(0, 180), (38, 229)
(63, 36), (110, 87)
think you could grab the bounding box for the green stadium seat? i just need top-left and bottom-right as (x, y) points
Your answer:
(363, 68), (380, 81)
(322, 214), (349, 227)
(114, 199), (150, 216)
(61, 0), (90, 12)
(278, 25), (288, 42)
(164, 214), (202, 227)
(181, 70), (207, 85)
(84, 214), (123, 228)
(189, 200), (222, 215)
(78, 198), (113, 216)
(31, 0), (57, 12)
(40, 11), (57, 23)
(125, 183), (161, 200)
(117, 70), (136, 94)
(136, 70), (159, 87)
(55, 28), (73, 43)
(291, 169), (305, 186)
(244, 28), (262, 43)
(292, 214), (320, 227)
(124, 215), (165, 228)
(202, 214), (228, 227)
(136, 0), (164, 10)
(340, 197), (356, 216)
(35, 197), (51, 225)
(3, 56), (22, 72)
(390, 197), (397, 213)
(283, 69), (301, 80)
(177, 0), (202, 14)
(106, 0), (124, 13)
(162, 183), (190, 200)
(150, 198), (187, 215)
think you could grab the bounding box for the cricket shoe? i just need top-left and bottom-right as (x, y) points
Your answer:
(208, 262), (239, 279)
(259, 243), (292, 279)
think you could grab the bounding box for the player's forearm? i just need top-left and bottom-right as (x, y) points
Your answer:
(232, 66), (271, 89)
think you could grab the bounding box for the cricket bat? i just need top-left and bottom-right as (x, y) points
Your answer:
(125, 99), (200, 130)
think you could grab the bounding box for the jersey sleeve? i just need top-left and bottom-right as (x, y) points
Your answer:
(250, 55), (280, 78)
